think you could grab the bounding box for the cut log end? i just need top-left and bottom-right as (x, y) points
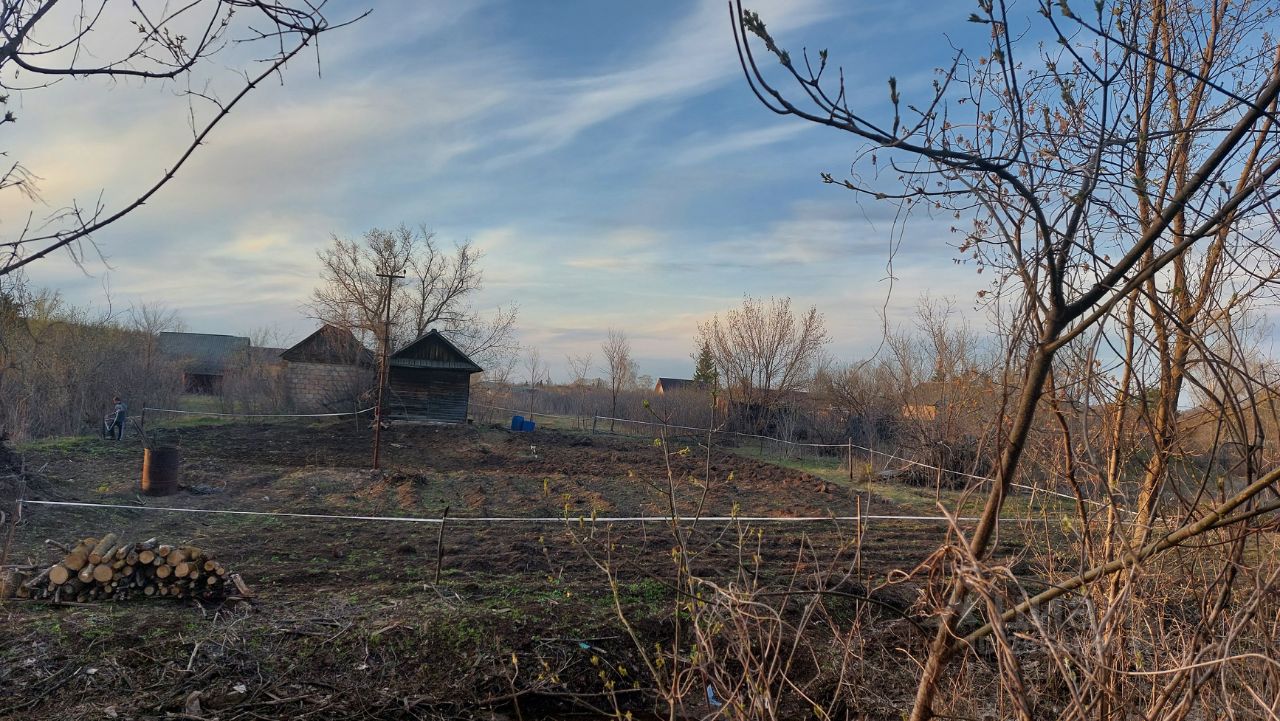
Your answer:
(48, 564), (71, 586)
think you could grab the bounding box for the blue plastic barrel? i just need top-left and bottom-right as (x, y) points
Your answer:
(511, 415), (524, 431)
(522, 419), (536, 432)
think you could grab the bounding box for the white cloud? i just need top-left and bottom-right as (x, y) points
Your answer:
(485, 0), (840, 165)
(673, 123), (810, 166)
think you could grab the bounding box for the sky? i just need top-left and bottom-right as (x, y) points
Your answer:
(4, 1), (994, 380)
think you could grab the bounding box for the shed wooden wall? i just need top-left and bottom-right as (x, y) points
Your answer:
(286, 362), (374, 413)
(387, 368), (471, 423)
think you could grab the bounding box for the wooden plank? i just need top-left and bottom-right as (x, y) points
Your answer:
(387, 368), (471, 423)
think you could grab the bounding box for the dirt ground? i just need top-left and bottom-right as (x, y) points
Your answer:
(0, 420), (1029, 720)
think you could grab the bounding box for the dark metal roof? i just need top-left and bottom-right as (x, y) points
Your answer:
(389, 329), (482, 373)
(158, 332), (250, 375)
(655, 377), (708, 393)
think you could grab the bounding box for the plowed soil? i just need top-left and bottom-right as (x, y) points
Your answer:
(0, 420), (1027, 720)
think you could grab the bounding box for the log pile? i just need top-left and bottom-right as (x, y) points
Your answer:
(3, 534), (252, 603)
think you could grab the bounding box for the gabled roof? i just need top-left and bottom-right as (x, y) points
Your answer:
(655, 377), (709, 393)
(390, 329), (482, 373)
(158, 332), (250, 375)
(281, 324), (374, 366)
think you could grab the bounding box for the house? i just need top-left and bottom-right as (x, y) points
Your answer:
(279, 325), (375, 413)
(158, 332), (251, 394)
(900, 378), (996, 422)
(386, 330), (483, 423)
(654, 377), (710, 395)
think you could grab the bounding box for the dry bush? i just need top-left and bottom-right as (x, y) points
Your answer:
(1, 280), (184, 441)
(731, 0), (1280, 716)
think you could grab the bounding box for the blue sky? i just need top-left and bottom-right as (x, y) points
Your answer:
(7, 1), (993, 379)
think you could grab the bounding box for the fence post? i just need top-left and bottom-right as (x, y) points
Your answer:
(848, 438), (854, 483)
(1, 462), (27, 573)
(434, 506), (450, 586)
(591, 416), (598, 435)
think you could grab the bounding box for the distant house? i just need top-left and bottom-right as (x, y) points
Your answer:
(387, 330), (483, 423)
(654, 377), (710, 395)
(159, 332), (250, 394)
(901, 379), (995, 422)
(279, 325), (375, 413)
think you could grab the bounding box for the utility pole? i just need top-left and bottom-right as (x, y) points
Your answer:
(372, 268), (404, 470)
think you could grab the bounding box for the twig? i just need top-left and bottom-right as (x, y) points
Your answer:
(0, 664), (81, 715)
(184, 641), (202, 672)
(43, 539), (70, 554)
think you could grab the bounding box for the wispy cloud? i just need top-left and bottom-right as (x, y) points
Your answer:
(484, 0), (840, 165)
(673, 123), (810, 166)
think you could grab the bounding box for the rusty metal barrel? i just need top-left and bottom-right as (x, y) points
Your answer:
(141, 446), (180, 496)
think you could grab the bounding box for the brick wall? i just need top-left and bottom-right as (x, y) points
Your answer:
(284, 362), (374, 413)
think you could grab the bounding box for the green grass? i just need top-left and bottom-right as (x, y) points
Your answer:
(724, 442), (1076, 519)
(175, 394), (224, 412)
(18, 433), (133, 456)
(621, 578), (668, 610)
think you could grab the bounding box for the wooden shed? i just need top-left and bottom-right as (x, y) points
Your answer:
(387, 330), (482, 423)
(158, 332), (250, 394)
(280, 325), (376, 413)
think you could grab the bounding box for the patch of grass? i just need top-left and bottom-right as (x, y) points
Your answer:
(621, 578), (668, 609)
(18, 434), (124, 455)
(724, 443), (1075, 518)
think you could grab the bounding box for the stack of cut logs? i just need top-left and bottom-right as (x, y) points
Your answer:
(6, 534), (251, 603)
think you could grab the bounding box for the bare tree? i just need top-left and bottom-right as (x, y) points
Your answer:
(697, 295), (828, 434)
(735, 1), (1280, 718)
(0, 1), (367, 275)
(522, 347), (549, 417)
(307, 224), (518, 368)
(814, 358), (896, 445)
(601, 329), (635, 432)
(127, 302), (185, 418)
(453, 303), (520, 372)
(472, 352), (518, 425)
(566, 352), (594, 429)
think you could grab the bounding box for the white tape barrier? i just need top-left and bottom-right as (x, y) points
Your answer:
(143, 407), (375, 419)
(21, 499), (983, 525)
(137, 404), (1121, 517)
(587, 414), (1114, 509)
(470, 402), (573, 421)
(475, 405), (1124, 512)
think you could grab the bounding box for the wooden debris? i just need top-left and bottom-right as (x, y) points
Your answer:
(3, 535), (242, 603)
(89, 533), (117, 564)
(230, 573), (255, 598)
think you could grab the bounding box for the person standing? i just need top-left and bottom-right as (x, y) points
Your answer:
(106, 396), (127, 440)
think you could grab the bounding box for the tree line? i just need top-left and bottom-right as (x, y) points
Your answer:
(0, 273), (185, 441)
